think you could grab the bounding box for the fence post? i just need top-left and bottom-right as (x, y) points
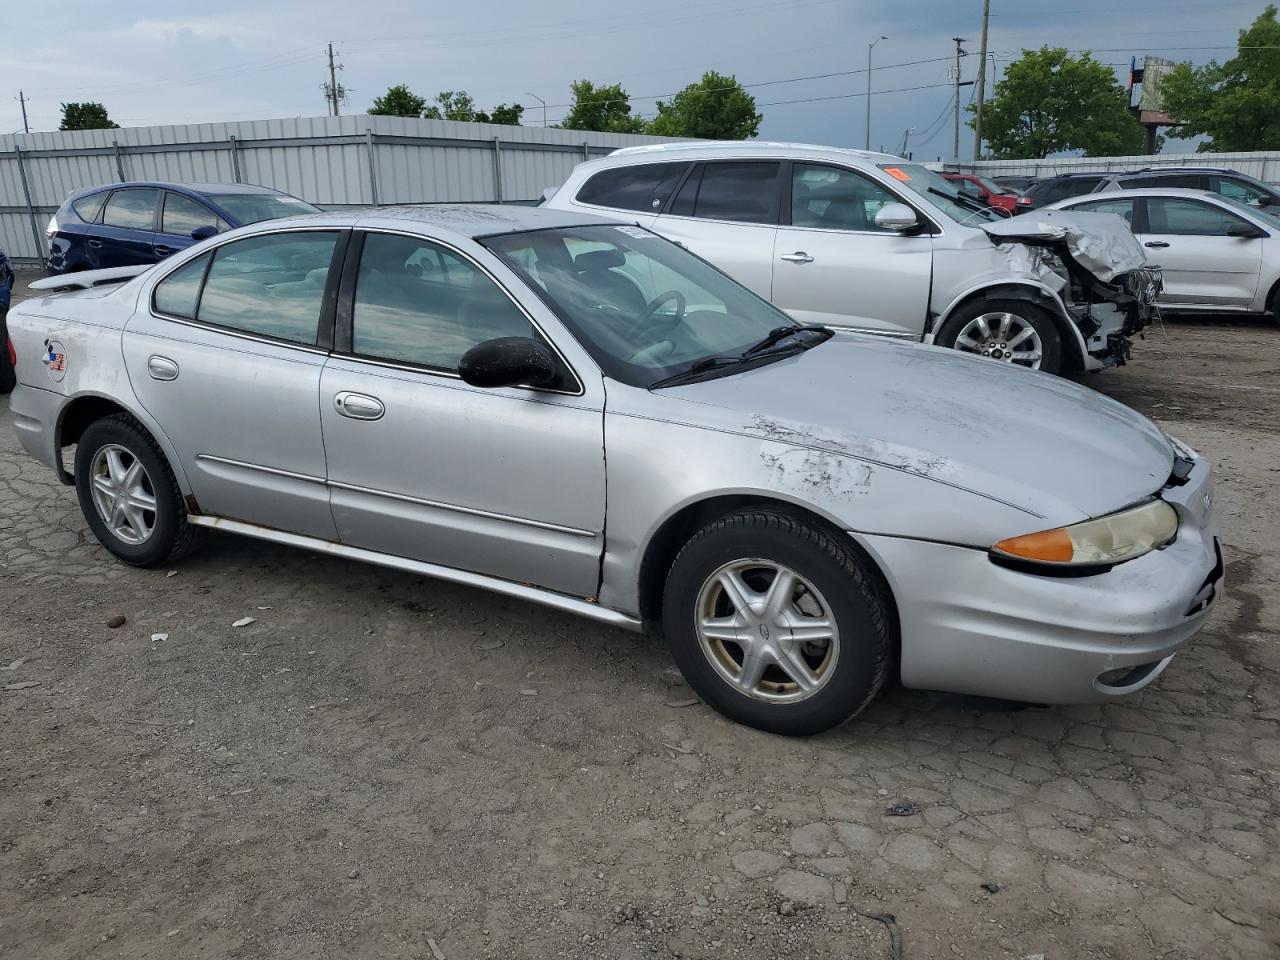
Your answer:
(113, 140), (127, 181)
(228, 135), (242, 183)
(14, 144), (46, 266)
(366, 129), (379, 206)
(492, 137), (504, 203)
(582, 141), (590, 162)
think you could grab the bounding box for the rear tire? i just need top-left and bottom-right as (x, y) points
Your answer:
(661, 508), (894, 736)
(74, 414), (201, 567)
(936, 298), (1063, 375)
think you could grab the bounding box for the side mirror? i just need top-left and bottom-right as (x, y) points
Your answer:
(1256, 195), (1273, 207)
(874, 202), (920, 232)
(191, 225), (218, 242)
(458, 337), (557, 389)
(1225, 223), (1264, 239)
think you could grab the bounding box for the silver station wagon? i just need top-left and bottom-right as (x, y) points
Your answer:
(7, 205), (1221, 735)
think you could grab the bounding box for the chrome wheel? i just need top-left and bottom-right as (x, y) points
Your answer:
(954, 312), (1043, 368)
(89, 444), (157, 545)
(694, 559), (839, 703)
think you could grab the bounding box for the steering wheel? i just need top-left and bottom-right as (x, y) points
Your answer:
(640, 290), (687, 327)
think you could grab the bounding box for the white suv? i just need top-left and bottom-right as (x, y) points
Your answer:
(544, 141), (1161, 375)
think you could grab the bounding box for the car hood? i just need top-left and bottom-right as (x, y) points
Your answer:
(655, 334), (1173, 524)
(982, 209), (1146, 282)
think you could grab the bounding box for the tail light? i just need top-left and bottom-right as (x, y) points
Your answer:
(45, 216), (57, 255)
(5, 334), (15, 371)
(1017, 196), (1032, 205)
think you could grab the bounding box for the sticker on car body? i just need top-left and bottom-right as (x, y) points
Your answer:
(43, 339), (67, 382)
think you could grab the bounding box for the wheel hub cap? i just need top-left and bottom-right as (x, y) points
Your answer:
(89, 444), (157, 545)
(954, 312), (1043, 369)
(695, 559), (840, 703)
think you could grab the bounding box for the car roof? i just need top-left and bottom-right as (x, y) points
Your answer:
(606, 140), (903, 164)
(1056, 187), (1226, 204)
(71, 181), (286, 199)
(1110, 167), (1237, 176)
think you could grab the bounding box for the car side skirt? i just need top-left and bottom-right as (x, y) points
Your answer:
(186, 515), (644, 633)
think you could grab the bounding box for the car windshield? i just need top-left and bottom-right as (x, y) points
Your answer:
(483, 224), (804, 388)
(976, 177), (1007, 195)
(202, 192), (320, 224)
(879, 164), (1003, 224)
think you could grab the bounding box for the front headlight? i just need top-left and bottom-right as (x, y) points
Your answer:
(991, 499), (1179, 570)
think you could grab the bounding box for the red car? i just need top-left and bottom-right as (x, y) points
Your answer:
(942, 173), (1032, 214)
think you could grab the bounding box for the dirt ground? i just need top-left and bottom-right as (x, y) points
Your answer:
(2, 269), (1277, 960)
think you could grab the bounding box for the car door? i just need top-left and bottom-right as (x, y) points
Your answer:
(318, 230), (606, 598)
(94, 188), (162, 268)
(123, 228), (345, 538)
(1135, 196), (1264, 307)
(155, 191), (226, 260)
(650, 161), (781, 301)
(771, 161), (932, 336)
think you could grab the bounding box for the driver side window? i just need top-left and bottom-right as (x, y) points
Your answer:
(791, 163), (900, 233)
(351, 233), (534, 371)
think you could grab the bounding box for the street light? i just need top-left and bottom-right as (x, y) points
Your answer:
(525, 92), (547, 127)
(865, 35), (887, 151)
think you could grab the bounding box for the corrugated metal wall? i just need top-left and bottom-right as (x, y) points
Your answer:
(946, 150), (1280, 182)
(0, 114), (677, 262)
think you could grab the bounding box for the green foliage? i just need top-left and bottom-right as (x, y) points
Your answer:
(562, 81), (646, 134)
(59, 102), (118, 131)
(1162, 5), (1280, 151)
(646, 71), (761, 139)
(482, 103), (525, 126)
(423, 91), (479, 121)
(368, 84), (427, 117)
(972, 47), (1144, 158)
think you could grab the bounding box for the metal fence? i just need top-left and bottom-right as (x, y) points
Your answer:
(945, 150), (1280, 183)
(0, 115), (677, 264)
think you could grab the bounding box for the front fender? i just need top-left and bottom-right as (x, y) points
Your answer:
(930, 279), (1090, 371)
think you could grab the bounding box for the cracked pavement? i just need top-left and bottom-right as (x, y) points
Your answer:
(1, 271), (1277, 959)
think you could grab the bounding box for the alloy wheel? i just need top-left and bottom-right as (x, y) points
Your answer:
(89, 444), (157, 545)
(954, 312), (1043, 368)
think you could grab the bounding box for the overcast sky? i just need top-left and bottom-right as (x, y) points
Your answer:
(2, 0), (1265, 159)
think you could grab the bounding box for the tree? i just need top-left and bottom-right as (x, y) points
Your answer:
(973, 47), (1144, 158)
(482, 103), (525, 126)
(1161, 5), (1280, 151)
(646, 71), (761, 139)
(562, 81), (646, 134)
(423, 90), (480, 122)
(60, 102), (118, 131)
(369, 84), (428, 117)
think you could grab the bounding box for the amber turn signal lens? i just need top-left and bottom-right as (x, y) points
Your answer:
(991, 528), (1073, 563)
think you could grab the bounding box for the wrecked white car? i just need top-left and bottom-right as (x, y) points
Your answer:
(544, 144), (1163, 375)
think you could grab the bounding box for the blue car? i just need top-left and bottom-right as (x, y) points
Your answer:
(46, 181), (320, 275)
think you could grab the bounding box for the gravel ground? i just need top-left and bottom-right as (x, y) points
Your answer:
(2, 269), (1277, 959)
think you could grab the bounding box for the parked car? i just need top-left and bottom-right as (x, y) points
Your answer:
(544, 142), (1161, 375)
(0, 243), (13, 393)
(1094, 166), (1280, 207)
(7, 205), (1221, 735)
(1051, 187), (1280, 318)
(46, 181), (320, 275)
(1022, 173), (1111, 208)
(993, 175), (1040, 193)
(941, 172), (1030, 213)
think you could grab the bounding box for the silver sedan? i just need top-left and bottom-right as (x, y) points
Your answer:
(6, 205), (1222, 735)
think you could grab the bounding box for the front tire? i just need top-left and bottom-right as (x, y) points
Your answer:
(74, 414), (200, 567)
(936, 298), (1063, 375)
(662, 509), (894, 736)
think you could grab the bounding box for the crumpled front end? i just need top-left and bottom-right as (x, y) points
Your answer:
(984, 210), (1164, 369)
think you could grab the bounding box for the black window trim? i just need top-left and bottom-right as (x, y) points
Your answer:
(780, 159), (941, 236)
(101, 186), (163, 233)
(147, 226), (350, 355)
(332, 227), (585, 397)
(657, 158), (783, 227)
(573, 160), (692, 216)
(159, 190), (222, 239)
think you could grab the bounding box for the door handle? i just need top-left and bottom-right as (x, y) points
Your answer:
(87, 239), (102, 248)
(154, 246), (174, 257)
(1144, 241), (1170, 248)
(334, 392), (385, 421)
(780, 252), (814, 264)
(146, 355), (179, 381)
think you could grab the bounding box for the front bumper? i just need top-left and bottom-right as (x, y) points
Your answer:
(854, 453), (1221, 704)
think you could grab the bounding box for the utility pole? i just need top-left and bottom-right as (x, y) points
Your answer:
(864, 34), (886, 151)
(16, 89), (30, 133)
(324, 43), (345, 117)
(972, 0), (990, 160)
(951, 38), (967, 160)
(525, 92), (547, 127)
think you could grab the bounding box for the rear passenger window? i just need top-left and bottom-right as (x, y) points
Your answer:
(153, 253), (210, 319)
(196, 231), (338, 344)
(576, 163), (688, 212)
(674, 162), (780, 224)
(162, 193), (221, 236)
(102, 189), (160, 230)
(352, 233), (533, 371)
(72, 193), (107, 224)
(1072, 197), (1136, 226)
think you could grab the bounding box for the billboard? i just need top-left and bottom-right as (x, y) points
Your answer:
(1139, 56), (1176, 125)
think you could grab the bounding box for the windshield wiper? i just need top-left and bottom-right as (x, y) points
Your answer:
(649, 325), (832, 389)
(741, 324), (832, 357)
